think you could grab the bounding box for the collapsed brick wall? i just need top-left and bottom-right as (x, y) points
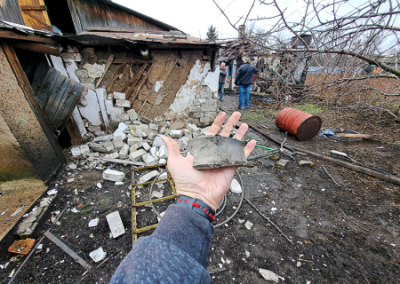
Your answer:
(57, 47), (218, 139)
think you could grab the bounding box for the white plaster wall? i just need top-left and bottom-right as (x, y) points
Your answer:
(166, 60), (218, 119)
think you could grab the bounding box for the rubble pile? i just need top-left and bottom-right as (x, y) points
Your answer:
(70, 108), (211, 181)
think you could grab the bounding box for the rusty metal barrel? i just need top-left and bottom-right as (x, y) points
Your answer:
(275, 108), (322, 141)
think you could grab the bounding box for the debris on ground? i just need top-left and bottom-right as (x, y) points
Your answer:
(8, 239), (35, 255)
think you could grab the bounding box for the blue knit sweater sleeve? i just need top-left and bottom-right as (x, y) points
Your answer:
(109, 205), (214, 284)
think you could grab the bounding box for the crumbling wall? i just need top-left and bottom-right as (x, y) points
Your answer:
(0, 113), (37, 181)
(0, 45), (62, 181)
(56, 47), (218, 140)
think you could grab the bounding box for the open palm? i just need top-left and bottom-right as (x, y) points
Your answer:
(163, 112), (256, 211)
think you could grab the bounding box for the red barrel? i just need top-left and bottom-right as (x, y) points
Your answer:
(275, 108), (322, 141)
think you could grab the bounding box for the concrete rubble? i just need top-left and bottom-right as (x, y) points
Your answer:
(69, 109), (206, 185)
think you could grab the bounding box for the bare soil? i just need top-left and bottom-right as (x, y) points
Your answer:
(1, 93), (399, 284)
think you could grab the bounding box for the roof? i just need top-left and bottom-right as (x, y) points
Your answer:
(95, 0), (180, 32)
(0, 20), (218, 48)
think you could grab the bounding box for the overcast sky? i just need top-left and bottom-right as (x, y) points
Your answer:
(113, 0), (285, 39)
(113, 0), (399, 52)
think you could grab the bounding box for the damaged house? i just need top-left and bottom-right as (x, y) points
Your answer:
(0, 0), (219, 239)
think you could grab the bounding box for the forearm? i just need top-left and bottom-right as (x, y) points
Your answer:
(152, 205), (214, 267)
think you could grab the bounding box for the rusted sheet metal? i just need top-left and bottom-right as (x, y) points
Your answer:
(31, 65), (84, 133)
(0, 0), (24, 25)
(67, 0), (173, 34)
(17, 0), (53, 31)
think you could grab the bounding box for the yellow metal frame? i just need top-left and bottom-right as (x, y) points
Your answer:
(131, 164), (177, 244)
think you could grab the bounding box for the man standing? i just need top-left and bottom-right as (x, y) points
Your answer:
(234, 59), (258, 109)
(218, 62), (227, 101)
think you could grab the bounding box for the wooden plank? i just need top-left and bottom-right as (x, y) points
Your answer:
(124, 62), (147, 96)
(30, 61), (48, 92)
(10, 41), (60, 56)
(44, 75), (70, 128)
(33, 67), (53, 109)
(65, 0), (82, 34)
(130, 64), (153, 103)
(0, 30), (57, 44)
(44, 231), (92, 270)
(96, 54), (114, 87)
(43, 72), (66, 126)
(1, 42), (65, 163)
(51, 82), (83, 132)
(65, 117), (82, 145)
(20, 5), (46, 10)
(107, 62), (127, 93)
(34, 67), (58, 109)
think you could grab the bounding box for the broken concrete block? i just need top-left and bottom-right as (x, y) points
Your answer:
(113, 92), (126, 100)
(158, 145), (168, 159)
(183, 129), (192, 137)
(139, 116), (152, 124)
(153, 136), (165, 147)
(170, 130), (183, 138)
(114, 122), (128, 140)
(187, 124), (200, 133)
(78, 89), (102, 125)
(82, 63), (105, 79)
(106, 211), (125, 238)
(103, 141), (115, 152)
(105, 100), (123, 122)
(135, 129), (147, 138)
(149, 123), (159, 131)
(142, 142), (151, 151)
(148, 132), (156, 140)
(159, 158), (166, 164)
(150, 146), (157, 156)
(88, 125), (101, 132)
(68, 163), (77, 170)
(88, 218), (99, 227)
(71, 146), (81, 157)
(258, 269), (281, 283)
(115, 99), (131, 108)
(90, 143), (107, 153)
(93, 135), (113, 143)
(276, 159), (289, 169)
(129, 149), (147, 161)
(159, 127), (166, 134)
(89, 247), (107, 263)
(127, 135), (142, 146)
(113, 135), (124, 151)
(152, 190), (163, 199)
(127, 109), (138, 121)
(142, 153), (156, 166)
(103, 169), (125, 182)
(104, 152), (119, 159)
(119, 144), (129, 159)
(138, 170), (159, 184)
(200, 126), (210, 135)
(230, 179), (242, 193)
(80, 145), (90, 156)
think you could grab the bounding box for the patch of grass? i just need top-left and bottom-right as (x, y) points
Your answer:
(79, 208), (93, 214)
(294, 103), (324, 115)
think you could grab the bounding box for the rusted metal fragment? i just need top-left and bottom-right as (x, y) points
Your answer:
(187, 136), (250, 170)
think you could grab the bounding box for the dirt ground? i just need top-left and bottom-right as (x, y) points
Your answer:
(1, 93), (399, 284)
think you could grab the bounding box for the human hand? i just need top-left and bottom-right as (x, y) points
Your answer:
(162, 112), (256, 211)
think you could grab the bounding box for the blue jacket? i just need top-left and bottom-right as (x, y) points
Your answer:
(110, 205), (214, 283)
(234, 63), (258, 86)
